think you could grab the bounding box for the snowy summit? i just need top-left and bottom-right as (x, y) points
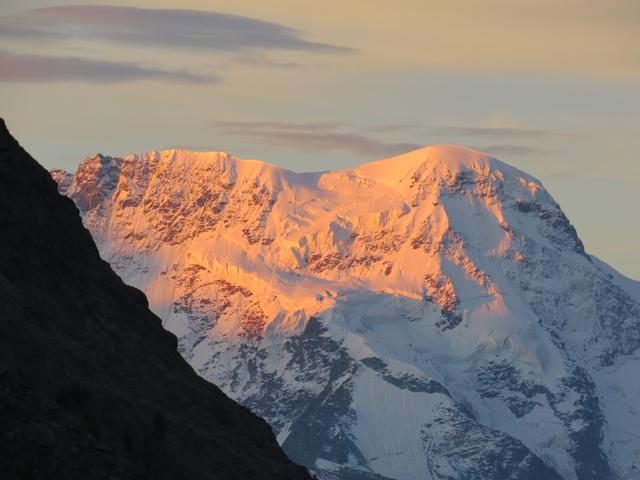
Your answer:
(54, 145), (640, 480)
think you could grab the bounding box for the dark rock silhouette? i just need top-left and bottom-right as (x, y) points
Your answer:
(0, 118), (312, 480)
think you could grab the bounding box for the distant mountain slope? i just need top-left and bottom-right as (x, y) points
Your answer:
(0, 119), (311, 480)
(55, 146), (640, 480)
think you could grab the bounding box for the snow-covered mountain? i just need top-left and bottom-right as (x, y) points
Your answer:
(53, 146), (640, 480)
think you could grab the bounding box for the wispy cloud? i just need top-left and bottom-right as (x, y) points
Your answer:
(0, 5), (353, 54)
(363, 124), (422, 133)
(231, 54), (301, 69)
(215, 120), (352, 132)
(208, 120), (568, 159)
(211, 120), (420, 158)
(428, 124), (570, 158)
(0, 51), (218, 84)
(475, 144), (549, 157)
(431, 126), (564, 138)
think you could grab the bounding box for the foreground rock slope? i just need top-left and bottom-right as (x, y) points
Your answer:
(0, 119), (311, 480)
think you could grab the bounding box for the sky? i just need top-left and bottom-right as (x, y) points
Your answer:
(0, 0), (638, 278)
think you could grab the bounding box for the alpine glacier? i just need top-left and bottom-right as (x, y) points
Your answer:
(52, 145), (640, 480)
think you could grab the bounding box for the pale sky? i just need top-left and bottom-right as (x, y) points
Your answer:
(1, 0), (638, 278)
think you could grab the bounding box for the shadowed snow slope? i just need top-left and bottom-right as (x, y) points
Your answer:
(54, 143), (640, 480)
(0, 119), (311, 480)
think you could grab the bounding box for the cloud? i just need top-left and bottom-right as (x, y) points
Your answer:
(209, 120), (566, 159)
(476, 144), (547, 156)
(0, 51), (218, 84)
(0, 5), (353, 54)
(232, 54), (301, 69)
(215, 120), (352, 132)
(363, 124), (422, 133)
(211, 120), (420, 158)
(432, 126), (563, 138)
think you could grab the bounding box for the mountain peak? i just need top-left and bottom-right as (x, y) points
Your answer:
(52, 137), (640, 480)
(71, 143), (539, 190)
(354, 144), (536, 186)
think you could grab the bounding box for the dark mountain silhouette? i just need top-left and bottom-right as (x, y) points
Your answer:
(0, 118), (312, 480)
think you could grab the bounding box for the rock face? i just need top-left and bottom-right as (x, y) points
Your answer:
(0, 119), (311, 480)
(55, 146), (640, 480)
